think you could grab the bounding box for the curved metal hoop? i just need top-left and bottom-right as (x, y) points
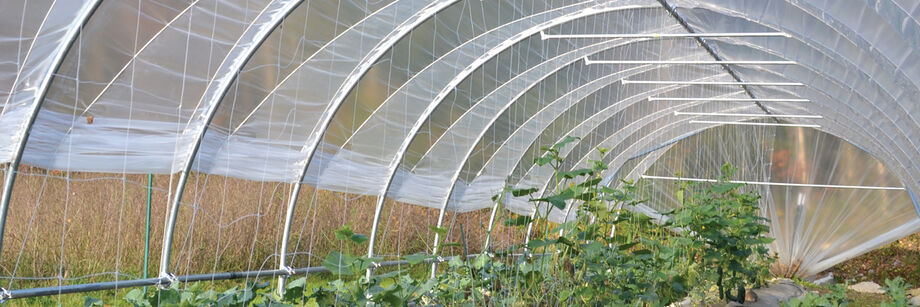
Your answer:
(0, 0), (103, 256)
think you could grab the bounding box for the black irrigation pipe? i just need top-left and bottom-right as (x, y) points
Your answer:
(4, 253), (539, 300)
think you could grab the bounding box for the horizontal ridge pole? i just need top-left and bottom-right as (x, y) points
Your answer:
(674, 112), (822, 118)
(541, 31), (789, 40)
(641, 175), (905, 190)
(687, 120), (820, 128)
(623, 80), (804, 86)
(649, 97), (809, 102)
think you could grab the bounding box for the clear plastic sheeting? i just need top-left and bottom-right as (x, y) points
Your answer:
(668, 0), (920, 196)
(199, 0), (446, 182)
(0, 0), (99, 163)
(312, 0), (657, 198)
(26, 0), (280, 172)
(0, 0), (919, 288)
(637, 126), (920, 277)
(400, 20), (697, 211)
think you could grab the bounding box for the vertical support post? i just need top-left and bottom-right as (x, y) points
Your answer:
(143, 174), (153, 292)
(429, 206), (449, 278)
(0, 167), (18, 256)
(159, 172), (189, 280)
(365, 195), (387, 279)
(277, 183), (303, 294)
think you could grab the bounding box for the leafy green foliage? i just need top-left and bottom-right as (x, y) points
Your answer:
(333, 224), (368, 244)
(784, 283), (849, 307)
(785, 278), (913, 307)
(82, 296), (103, 307)
(510, 187), (538, 197)
(503, 215), (532, 226)
(428, 225), (448, 236)
(121, 282), (283, 307)
(91, 137), (785, 306)
(670, 164), (775, 303)
(882, 277), (911, 307)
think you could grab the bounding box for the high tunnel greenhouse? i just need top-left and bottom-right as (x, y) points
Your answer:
(0, 0), (919, 301)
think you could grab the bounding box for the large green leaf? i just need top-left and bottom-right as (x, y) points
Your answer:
(428, 225), (448, 236)
(334, 225), (369, 244)
(575, 177), (602, 188)
(322, 251), (356, 276)
(527, 238), (552, 249)
(511, 187), (539, 197)
(556, 236), (575, 247)
(350, 233), (369, 244)
(553, 136), (580, 150)
(503, 215), (532, 226)
(631, 249), (653, 260)
(403, 252), (431, 265)
(373, 287), (406, 306)
(535, 154), (555, 166)
(534, 189), (575, 210)
(283, 277), (307, 302)
(123, 289), (151, 307)
(334, 224), (354, 240)
(711, 182), (743, 194)
(617, 242), (638, 251)
(557, 168), (593, 180)
(83, 297), (104, 307)
(156, 287), (181, 306)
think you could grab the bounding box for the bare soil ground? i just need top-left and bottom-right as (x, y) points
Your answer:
(832, 233), (920, 287)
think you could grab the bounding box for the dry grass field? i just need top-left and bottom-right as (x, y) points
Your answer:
(0, 164), (527, 294)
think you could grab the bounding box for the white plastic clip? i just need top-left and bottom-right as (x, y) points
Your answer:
(282, 265), (296, 276)
(157, 272), (179, 289)
(0, 287), (11, 302)
(436, 256), (447, 263)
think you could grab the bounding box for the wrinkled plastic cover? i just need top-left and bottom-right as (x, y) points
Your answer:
(636, 126), (920, 277)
